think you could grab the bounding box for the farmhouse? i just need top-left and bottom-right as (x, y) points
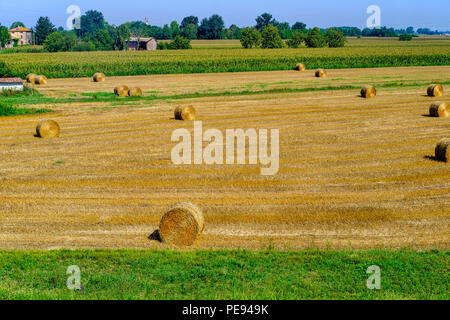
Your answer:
(9, 27), (33, 46)
(0, 78), (24, 92)
(126, 37), (157, 51)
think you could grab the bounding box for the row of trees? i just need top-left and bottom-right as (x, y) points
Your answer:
(39, 11), (344, 52)
(32, 12), (317, 52)
(33, 13), (132, 52)
(2, 11), (448, 52)
(241, 26), (345, 49)
(308, 26), (447, 38)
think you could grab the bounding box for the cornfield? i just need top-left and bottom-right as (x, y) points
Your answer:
(1, 42), (449, 79)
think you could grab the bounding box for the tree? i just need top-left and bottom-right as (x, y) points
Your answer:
(406, 27), (415, 34)
(43, 31), (65, 52)
(261, 24), (284, 49)
(10, 21), (25, 29)
(73, 41), (95, 51)
(399, 34), (413, 41)
(62, 31), (78, 51)
(161, 24), (172, 39)
(114, 25), (131, 50)
(35, 17), (56, 45)
(122, 21), (151, 37)
(305, 27), (326, 48)
(326, 28), (346, 47)
(332, 26), (361, 37)
(277, 22), (291, 39)
(286, 31), (305, 48)
(170, 21), (181, 39)
(0, 27), (10, 48)
(180, 16), (199, 29)
(255, 13), (278, 31)
(198, 14), (224, 39)
(361, 26), (397, 37)
(93, 29), (113, 50)
(240, 27), (261, 48)
(79, 10), (105, 39)
(170, 35), (191, 49)
(0, 25), (11, 47)
(224, 24), (241, 39)
(158, 35), (191, 50)
(181, 24), (198, 39)
(417, 28), (434, 35)
(198, 18), (209, 39)
(292, 22), (307, 32)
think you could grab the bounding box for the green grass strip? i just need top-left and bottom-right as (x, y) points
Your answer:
(0, 249), (447, 300)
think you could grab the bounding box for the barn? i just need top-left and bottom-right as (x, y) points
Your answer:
(0, 78), (24, 92)
(127, 37), (157, 51)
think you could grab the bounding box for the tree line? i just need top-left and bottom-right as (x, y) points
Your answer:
(0, 11), (448, 52)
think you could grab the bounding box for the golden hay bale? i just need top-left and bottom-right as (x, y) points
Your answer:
(93, 73), (106, 82)
(128, 87), (143, 96)
(427, 84), (444, 97)
(114, 85), (129, 97)
(36, 120), (60, 138)
(435, 138), (450, 162)
(26, 73), (37, 83)
(34, 75), (47, 85)
(315, 69), (326, 77)
(361, 85), (377, 98)
(174, 106), (196, 121)
(429, 102), (449, 118)
(295, 63), (306, 71)
(159, 202), (205, 246)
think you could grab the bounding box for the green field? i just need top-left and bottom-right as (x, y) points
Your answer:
(0, 250), (447, 300)
(1, 38), (449, 78)
(0, 87), (50, 116)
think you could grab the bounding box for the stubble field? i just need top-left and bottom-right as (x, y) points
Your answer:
(0, 66), (449, 251)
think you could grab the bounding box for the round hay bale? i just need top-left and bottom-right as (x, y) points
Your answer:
(159, 202), (204, 246)
(114, 85), (129, 97)
(36, 120), (60, 138)
(429, 102), (449, 118)
(361, 85), (377, 98)
(435, 138), (450, 162)
(34, 75), (47, 85)
(315, 69), (326, 77)
(26, 73), (37, 83)
(295, 63), (306, 71)
(128, 87), (143, 96)
(174, 106), (196, 121)
(427, 84), (444, 97)
(93, 73), (106, 82)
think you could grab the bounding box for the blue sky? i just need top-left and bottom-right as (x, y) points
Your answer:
(0, 0), (449, 30)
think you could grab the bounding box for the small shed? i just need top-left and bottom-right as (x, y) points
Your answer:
(127, 37), (157, 51)
(0, 78), (24, 92)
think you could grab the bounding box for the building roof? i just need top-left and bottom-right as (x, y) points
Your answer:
(128, 37), (156, 42)
(0, 78), (23, 83)
(9, 27), (32, 32)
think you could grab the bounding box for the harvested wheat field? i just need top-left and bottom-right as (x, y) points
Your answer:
(0, 66), (449, 250)
(36, 66), (450, 98)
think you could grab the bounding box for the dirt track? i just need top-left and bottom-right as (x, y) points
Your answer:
(0, 66), (449, 250)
